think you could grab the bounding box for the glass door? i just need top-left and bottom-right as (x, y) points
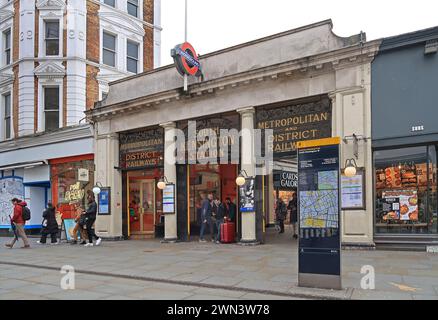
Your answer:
(128, 178), (156, 235)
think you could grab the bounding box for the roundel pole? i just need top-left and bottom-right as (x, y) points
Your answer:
(184, 0), (188, 92)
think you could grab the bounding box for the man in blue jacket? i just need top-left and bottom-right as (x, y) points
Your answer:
(199, 193), (214, 242)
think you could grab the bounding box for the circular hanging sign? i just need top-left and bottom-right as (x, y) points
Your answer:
(171, 42), (202, 77)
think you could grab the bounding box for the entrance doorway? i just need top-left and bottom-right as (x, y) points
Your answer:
(128, 178), (156, 237)
(187, 164), (238, 238)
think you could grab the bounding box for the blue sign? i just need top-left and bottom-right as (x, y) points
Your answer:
(98, 188), (111, 215)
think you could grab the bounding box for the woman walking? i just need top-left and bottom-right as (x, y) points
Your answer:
(37, 202), (59, 245)
(83, 192), (102, 247)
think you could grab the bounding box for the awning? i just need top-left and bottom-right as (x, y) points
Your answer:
(0, 160), (48, 171)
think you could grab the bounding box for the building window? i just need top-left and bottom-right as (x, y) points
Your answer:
(374, 145), (438, 235)
(45, 21), (60, 56)
(127, 40), (139, 73)
(103, 32), (116, 67)
(127, 0), (139, 17)
(104, 0), (115, 7)
(44, 87), (60, 131)
(3, 93), (11, 139)
(4, 29), (11, 65)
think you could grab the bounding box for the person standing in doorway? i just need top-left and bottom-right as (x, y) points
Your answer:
(199, 193), (214, 242)
(225, 198), (236, 223)
(37, 202), (59, 245)
(275, 198), (287, 234)
(5, 198), (30, 249)
(213, 198), (225, 244)
(83, 191), (102, 247)
(288, 192), (298, 239)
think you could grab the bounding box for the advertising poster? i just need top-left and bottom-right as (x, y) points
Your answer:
(239, 178), (255, 212)
(98, 188), (110, 215)
(0, 177), (24, 227)
(63, 219), (81, 241)
(163, 184), (175, 214)
(382, 190), (418, 221)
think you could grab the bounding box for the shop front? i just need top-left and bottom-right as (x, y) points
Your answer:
(372, 27), (438, 248)
(119, 127), (164, 239)
(89, 20), (380, 246)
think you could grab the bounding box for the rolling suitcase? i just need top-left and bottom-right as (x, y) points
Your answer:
(221, 222), (235, 243)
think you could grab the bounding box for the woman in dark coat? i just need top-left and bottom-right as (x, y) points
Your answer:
(38, 202), (59, 244)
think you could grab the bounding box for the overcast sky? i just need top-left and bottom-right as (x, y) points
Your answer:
(160, 0), (438, 66)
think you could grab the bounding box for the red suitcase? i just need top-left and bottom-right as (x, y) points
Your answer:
(221, 222), (235, 243)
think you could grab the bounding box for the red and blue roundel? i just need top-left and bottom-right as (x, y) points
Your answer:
(171, 42), (202, 77)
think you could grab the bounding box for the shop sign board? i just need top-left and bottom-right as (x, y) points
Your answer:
(98, 187), (111, 215)
(171, 42), (202, 77)
(78, 168), (89, 182)
(297, 137), (341, 290)
(341, 169), (365, 210)
(119, 128), (164, 170)
(273, 170), (298, 189)
(163, 184), (176, 214)
(256, 97), (332, 157)
(239, 178), (255, 213)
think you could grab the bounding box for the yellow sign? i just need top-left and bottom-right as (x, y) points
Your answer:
(297, 137), (341, 149)
(65, 182), (85, 204)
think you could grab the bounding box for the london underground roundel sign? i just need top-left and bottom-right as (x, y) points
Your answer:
(171, 42), (202, 77)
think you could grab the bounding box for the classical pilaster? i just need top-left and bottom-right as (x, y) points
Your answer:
(160, 121), (178, 242)
(237, 107), (258, 244)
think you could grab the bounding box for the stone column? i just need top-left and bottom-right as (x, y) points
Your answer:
(237, 107), (258, 244)
(160, 122), (178, 242)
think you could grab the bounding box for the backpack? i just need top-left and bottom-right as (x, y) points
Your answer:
(22, 206), (31, 221)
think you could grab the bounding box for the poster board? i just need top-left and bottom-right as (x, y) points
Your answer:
(63, 219), (81, 241)
(98, 187), (111, 215)
(341, 169), (365, 210)
(163, 184), (176, 214)
(239, 178), (255, 213)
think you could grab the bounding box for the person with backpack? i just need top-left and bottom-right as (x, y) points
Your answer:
(37, 202), (59, 245)
(5, 198), (30, 249)
(275, 198), (287, 234)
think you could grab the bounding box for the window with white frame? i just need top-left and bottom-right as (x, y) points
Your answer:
(44, 87), (60, 131)
(103, 32), (116, 67)
(45, 21), (60, 56)
(127, 0), (139, 17)
(3, 93), (11, 140)
(4, 29), (11, 65)
(104, 0), (115, 7)
(127, 40), (139, 73)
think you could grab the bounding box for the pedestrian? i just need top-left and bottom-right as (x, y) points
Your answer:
(288, 192), (298, 239)
(71, 204), (88, 245)
(275, 198), (287, 234)
(83, 192), (102, 247)
(213, 198), (225, 244)
(4, 198), (30, 249)
(225, 197), (236, 223)
(199, 193), (214, 242)
(37, 202), (59, 245)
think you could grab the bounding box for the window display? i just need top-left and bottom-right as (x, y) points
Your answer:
(374, 146), (437, 234)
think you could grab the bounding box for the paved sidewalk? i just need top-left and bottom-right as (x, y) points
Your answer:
(1, 230), (437, 300)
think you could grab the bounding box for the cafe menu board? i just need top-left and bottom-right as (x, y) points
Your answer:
(163, 184), (175, 214)
(341, 170), (365, 210)
(382, 190), (418, 221)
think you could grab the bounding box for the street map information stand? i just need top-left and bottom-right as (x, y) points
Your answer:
(297, 137), (342, 290)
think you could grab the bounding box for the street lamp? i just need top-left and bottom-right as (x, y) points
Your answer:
(93, 182), (103, 195)
(344, 159), (358, 178)
(236, 170), (249, 186)
(157, 176), (169, 190)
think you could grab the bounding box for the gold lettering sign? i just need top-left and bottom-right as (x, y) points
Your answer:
(256, 97), (332, 156)
(65, 182), (85, 204)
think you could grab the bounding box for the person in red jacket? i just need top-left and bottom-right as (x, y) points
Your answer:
(5, 198), (30, 249)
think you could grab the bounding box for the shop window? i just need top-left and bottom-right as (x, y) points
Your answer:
(374, 146), (437, 235)
(103, 32), (116, 67)
(45, 21), (60, 56)
(3, 93), (11, 140)
(127, 0), (139, 17)
(51, 160), (95, 220)
(44, 87), (60, 132)
(4, 29), (11, 65)
(127, 40), (139, 74)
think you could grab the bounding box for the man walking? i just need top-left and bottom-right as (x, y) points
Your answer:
(199, 193), (214, 242)
(83, 191), (102, 247)
(213, 198), (225, 244)
(5, 198), (30, 249)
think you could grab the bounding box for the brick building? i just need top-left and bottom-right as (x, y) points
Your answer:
(0, 0), (161, 231)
